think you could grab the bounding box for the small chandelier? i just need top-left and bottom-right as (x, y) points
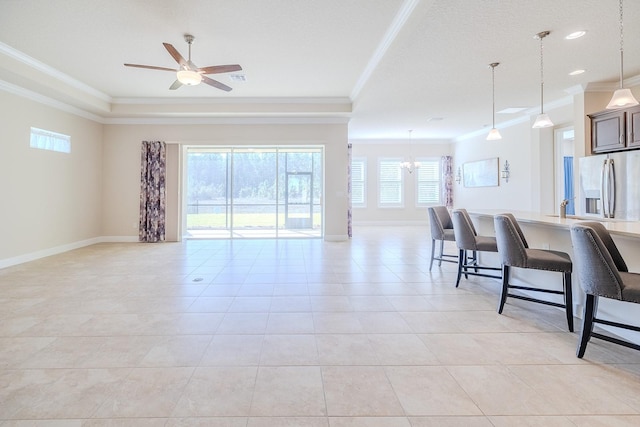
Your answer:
(487, 62), (502, 140)
(400, 130), (421, 174)
(532, 31), (554, 129)
(606, 0), (639, 109)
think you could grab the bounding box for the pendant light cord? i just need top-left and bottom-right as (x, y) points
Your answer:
(618, 0), (624, 89)
(492, 65), (496, 127)
(539, 35), (544, 114)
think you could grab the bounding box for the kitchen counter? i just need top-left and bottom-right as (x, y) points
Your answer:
(467, 210), (640, 238)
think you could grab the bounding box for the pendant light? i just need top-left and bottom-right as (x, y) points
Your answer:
(606, 0), (639, 109)
(532, 31), (553, 129)
(486, 62), (502, 140)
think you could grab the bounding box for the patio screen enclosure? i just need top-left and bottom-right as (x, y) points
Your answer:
(185, 146), (323, 238)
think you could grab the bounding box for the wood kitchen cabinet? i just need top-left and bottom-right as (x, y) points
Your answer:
(589, 109), (626, 153)
(626, 105), (640, 148)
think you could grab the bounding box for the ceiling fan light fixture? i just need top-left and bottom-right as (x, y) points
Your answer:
(177, 69), (202, 86)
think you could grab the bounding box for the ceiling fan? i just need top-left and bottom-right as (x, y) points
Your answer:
(124, 34), (242, 91)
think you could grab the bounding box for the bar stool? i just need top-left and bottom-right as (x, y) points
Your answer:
(451, 209), (501, 287)
(493, 214), (573, 332)
(427, 206), (457, 271)
(570, 222), (640, 357)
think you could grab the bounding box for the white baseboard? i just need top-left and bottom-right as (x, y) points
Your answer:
(0, 237), (103, 270)
(0, 235), (145, 269)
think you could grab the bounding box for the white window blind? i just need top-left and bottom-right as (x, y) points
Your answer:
(351, 158), (366, 207)
(30, 127), (71, 153)
(416, 158), (440, 206)
(379, 158), (403, 207)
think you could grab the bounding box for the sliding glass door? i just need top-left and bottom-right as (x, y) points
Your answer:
(185, 146), (323, 239)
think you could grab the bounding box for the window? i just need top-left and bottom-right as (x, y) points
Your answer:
(185, 146), (324, 239)
(30, 127), (70, 153)
(378, 158), (403, 207)
(416, 158), (441, 206)
(351, 158), (366, 207)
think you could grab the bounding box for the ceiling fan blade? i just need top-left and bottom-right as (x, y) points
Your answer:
(124, 63), (176, 72)
(202, 75), (233, 92)
(198, 64), (243, 75)
(169, 80), (183, 90)
(163, 43), (188, 68)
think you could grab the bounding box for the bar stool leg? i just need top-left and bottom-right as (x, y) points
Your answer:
(438, 239), (445, 267)
(577, 294), (598, 358)
(497, 265), (510, 314)
(455, 249), (465, 288)
(429, 239), (436, 271)
(564, 272), (574, 332)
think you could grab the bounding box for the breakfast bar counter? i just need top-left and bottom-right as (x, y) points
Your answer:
(468, 210), (640, 239)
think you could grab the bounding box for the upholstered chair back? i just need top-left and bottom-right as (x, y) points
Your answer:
(570, 222), (625, 300)
(428, 206), (452, 241)
(494, 214), (528, 267)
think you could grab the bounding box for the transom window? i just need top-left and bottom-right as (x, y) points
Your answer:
(30, 127), (70, 153)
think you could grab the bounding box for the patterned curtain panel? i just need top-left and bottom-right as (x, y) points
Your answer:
(441, 155), (454, 209)
(347, 142), (353, 238)
(139, 141), (166, 242)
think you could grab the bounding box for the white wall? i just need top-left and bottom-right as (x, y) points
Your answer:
(0, 91), (103, 265)
(453, 103), (574, 213)
(350, 140), (452, 224)
(102, 122), (349, 241)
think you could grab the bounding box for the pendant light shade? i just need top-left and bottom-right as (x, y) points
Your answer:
(607, 88), (639, 109)
(486, 62), (502, 140)
(606, 0), (639, 109)
(532, 31), (553, 129)
(532, 113), (554, 129)
(486, 128), (502, 140)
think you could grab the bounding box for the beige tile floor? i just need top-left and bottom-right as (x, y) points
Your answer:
(1, 226), (640, 426)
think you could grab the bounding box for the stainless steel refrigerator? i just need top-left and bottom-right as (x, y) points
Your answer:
(578, 151), (640, 220)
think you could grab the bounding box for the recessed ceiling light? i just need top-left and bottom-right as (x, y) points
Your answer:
(497, 107), (528, 114)
(569, 69), (586, 76)
(566, 30), (587, 40)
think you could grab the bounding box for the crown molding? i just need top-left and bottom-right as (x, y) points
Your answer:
(102, 116), (351, 125)
(112, 96), (352, 105)
(0, 41), (112, 103)
(350, 0), (419, 100)
(0, 79), (105, 123)
(584, 74), (640, 92)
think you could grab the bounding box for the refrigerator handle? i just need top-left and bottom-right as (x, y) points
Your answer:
(608, 158), (616, 218)
(601, 159), (608, 217)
